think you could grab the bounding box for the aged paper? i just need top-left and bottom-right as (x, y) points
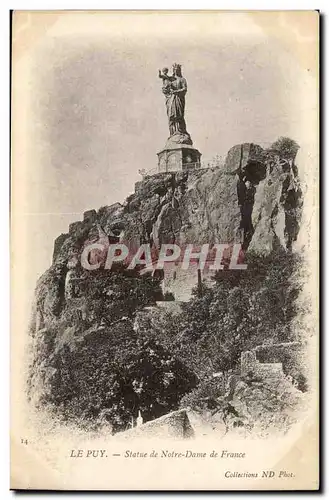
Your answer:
(11, 10), (319, 490)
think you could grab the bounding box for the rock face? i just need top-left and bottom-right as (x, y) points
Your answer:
(28, 139), (304, 431)
(30, 138), (303, 334)
(185, 348), (308, 439)
(221, 347), (308, 437)
(32, 140), (302, 330)
(224, 142), (264, 174)
(215, 373), (307, 438)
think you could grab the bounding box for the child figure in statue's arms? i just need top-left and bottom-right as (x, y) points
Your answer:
(158, 67), (175, 96)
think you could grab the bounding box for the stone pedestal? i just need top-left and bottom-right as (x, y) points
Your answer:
(157, 144), (201, 173)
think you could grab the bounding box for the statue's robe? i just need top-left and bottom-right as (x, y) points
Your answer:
(166, 76), (187, 136)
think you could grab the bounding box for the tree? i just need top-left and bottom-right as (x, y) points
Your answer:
(268, 137), (300, 161)
(45, 323), (197, 431)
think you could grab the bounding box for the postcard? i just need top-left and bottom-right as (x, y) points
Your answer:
(11, 10), (319, 490)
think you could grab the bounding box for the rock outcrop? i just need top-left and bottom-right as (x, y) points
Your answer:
(27, 138), (305, 433)
(181, 348), (308, 439)
(31, 140), (302, 333)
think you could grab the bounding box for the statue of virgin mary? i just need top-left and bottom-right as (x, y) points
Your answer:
(161, 63), (192, 146)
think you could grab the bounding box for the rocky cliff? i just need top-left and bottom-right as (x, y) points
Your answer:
(28, 137), (305, 433)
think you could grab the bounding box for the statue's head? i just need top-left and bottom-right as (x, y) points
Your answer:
(173, 63), (182, 76)
(162, 67), (169, 75)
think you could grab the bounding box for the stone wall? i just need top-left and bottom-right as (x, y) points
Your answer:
(117, 409), (194, 440)
(241, 350), (284, 380)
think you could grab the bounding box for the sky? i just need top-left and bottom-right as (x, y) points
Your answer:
(11, 11), (318, 309)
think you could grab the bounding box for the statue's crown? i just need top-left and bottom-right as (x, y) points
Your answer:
(173, 63), (181, 70)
